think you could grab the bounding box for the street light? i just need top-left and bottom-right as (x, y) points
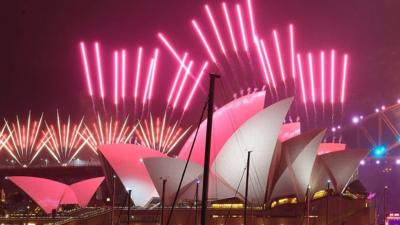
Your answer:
(161, 178), (167, 225)
(384, 186), (388, 223)
(111, 174), (116, 225)
(326, 180), (331, 225)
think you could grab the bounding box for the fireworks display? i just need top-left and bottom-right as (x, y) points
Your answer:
(157, 0), (350, 126)
(2, 112), (46, 167)
(0, 0), (353, 167)
(42, 111), (89, 166)
(135, 114), (191, 154)
(83, 114), (137, 152)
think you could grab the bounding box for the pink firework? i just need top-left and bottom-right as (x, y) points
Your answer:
(134, 47), (143, 99)
(79, 42), (94, 97)
(83, 114), (137, 152)
(192, 20), (217, 63)
(136, 114), (191, 153)
(184, 62), (209, 111)
(42, 112), (88, 166)
(205, 4), (226, 55)
(340, 54), (349, 104)
(94, 42), (105, 99)
(3, 112), (47, 167)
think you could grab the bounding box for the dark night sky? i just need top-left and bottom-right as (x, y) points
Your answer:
(1, 0), (400, 123)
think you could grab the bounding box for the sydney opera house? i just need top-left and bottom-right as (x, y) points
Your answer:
(0, 92), (375, 225)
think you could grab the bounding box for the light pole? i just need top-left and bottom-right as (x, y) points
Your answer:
(383, 186), (388, 223)
(111, 174), (116, 225)
(244, 151), (252, 225)
(200, 74), (219, 225)
(195, 179), (199, 225)
(127, 189), (132, 225)
(326, 180), (331, 225)
(307, 185), (310, 225)
(161, 179), (167, 225)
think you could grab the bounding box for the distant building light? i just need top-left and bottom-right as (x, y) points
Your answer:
(331, 127), (336, 132)
(372, 145), (387, 158)
(360, 160), (365, 165)
(375, 108), (380, 113)
(381, 105), (386, 110)
(396, 159), (400, 165)
(352, 116), (360, 124)
(376, 160), (380, 165)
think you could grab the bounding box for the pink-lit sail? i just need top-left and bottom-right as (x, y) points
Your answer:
(318, 143), (346, 155)
(8, 176), (104, 214)
(98, 144), (166, 206)
(69, 177), (105, 207)
(179, 91), (266, 165)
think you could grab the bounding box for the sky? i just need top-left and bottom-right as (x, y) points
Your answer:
(1, 0), (400, 124)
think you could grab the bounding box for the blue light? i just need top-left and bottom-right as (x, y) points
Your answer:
(372, 145), (387, 158)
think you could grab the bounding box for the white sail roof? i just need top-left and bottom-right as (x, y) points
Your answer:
(212, 98), (293, 205)
(269, 129), (326, 202)
(178, 92), (266, 165)
(143, 157), (203, 205)
(98, 144), (165, 207)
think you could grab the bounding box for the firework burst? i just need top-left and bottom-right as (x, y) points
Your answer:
(135, 114), (191, 154)
(2, 112), (47, 167)
(77, 0), (353, 147)
(157, 0), (350, 128)
(83, 114), (137, 152)
(42, 111), (89, 166)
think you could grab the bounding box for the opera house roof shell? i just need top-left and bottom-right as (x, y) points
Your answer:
(98, 92), (368, 207)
